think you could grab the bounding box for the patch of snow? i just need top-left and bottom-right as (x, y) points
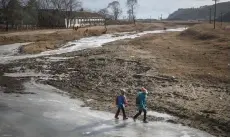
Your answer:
(4, 71), (47, 77)
(45, 56), (77, 62)
(148, 111), (174, 119)
(11, 67), (23, 72)
(93, 124), (112, 131)
(0, 42), (32, 56)
(86, 99), (94, 102)
(0, 28), (186, 64)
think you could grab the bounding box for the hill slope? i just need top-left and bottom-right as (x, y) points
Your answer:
(217, 12), (230, 22)
(168, 1), (230, 21)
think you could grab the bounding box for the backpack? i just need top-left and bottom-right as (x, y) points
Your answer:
(115, 96), (118, 105)
(136, 93), (140, 105)
(116, 95), (126, 106)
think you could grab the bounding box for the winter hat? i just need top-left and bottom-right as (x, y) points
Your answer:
(141, 87), (148, 93)
(121, 89), (126, 95)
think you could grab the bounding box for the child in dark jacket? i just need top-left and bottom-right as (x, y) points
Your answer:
(115, 89), (128, 120)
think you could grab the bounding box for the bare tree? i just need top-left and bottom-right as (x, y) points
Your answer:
(50, 0), (81, 28)
(20, 0), (30, 6)
(6, 0), (23, 30)
(127, 9), (132, 21)
(0, 0), (10, 31)
(98, 8), (109, 34)
(98, 8), (108, 18)
(126, 0), (138, 24)
(108, 1), (122, 20)
(0, 0), (9, 8)
(25, 0), (39, 27)
(37, 0), (52, 9)
(50, 0), (63, 10)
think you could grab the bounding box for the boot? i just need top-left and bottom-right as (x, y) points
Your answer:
(133, 117), (136, 122)
(143, 120), (148, 123)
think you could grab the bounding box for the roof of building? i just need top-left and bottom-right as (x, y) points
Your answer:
(75, 11), (103, 18)
(39, 9), (104, 19)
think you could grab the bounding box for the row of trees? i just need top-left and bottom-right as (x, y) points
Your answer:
(0, 0), (139, 31)
(98, 0), (138, 24)
(0, 0), (82, 30)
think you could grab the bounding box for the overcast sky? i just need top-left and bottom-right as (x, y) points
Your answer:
(82, 0), (230, 19)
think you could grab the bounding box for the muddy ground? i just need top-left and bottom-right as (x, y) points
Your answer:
(0, 23), (229, 136)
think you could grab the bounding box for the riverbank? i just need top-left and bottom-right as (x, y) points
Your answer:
(0, 24), (229, 136)
(44, 29), (229, 136)
(0, 22), (189, 54)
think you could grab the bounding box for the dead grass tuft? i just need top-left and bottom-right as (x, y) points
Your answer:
(180, 23), (230, 41)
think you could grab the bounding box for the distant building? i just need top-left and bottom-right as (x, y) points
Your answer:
(0, 9), (105, 29)
(65, 12), (105, 28)
(38, 9), (105, 28)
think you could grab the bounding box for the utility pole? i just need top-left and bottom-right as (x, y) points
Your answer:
(213, 0), (219, 29)
(209, 8), (212, 24)
(221, 12), (223, 27)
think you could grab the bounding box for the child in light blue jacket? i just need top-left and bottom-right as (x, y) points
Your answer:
(133, 87), (148, 123)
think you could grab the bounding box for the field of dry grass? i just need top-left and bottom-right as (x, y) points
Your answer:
(0, 22), (188, 54)
(130, 24), (230, 83)
(0, 27), (108, 54)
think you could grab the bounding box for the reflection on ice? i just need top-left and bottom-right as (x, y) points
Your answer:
(0, 79), (212, 137)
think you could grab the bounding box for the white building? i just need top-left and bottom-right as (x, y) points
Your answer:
(65, 12), (105, 28)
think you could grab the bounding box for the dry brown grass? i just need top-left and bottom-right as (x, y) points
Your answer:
(0, 22), (188, 54)
(76, 27), (107, 36)
(21, 41), (57, 54)
(122, 23), (230, 84)
(94, 26), (229, 136)
(180, 23), (230, 40)
(106, 23), (166, 33)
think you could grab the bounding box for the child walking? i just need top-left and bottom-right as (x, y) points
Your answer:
(114, 89), (128, 120)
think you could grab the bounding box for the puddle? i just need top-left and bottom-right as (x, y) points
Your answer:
(0, 42), (32, 56)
